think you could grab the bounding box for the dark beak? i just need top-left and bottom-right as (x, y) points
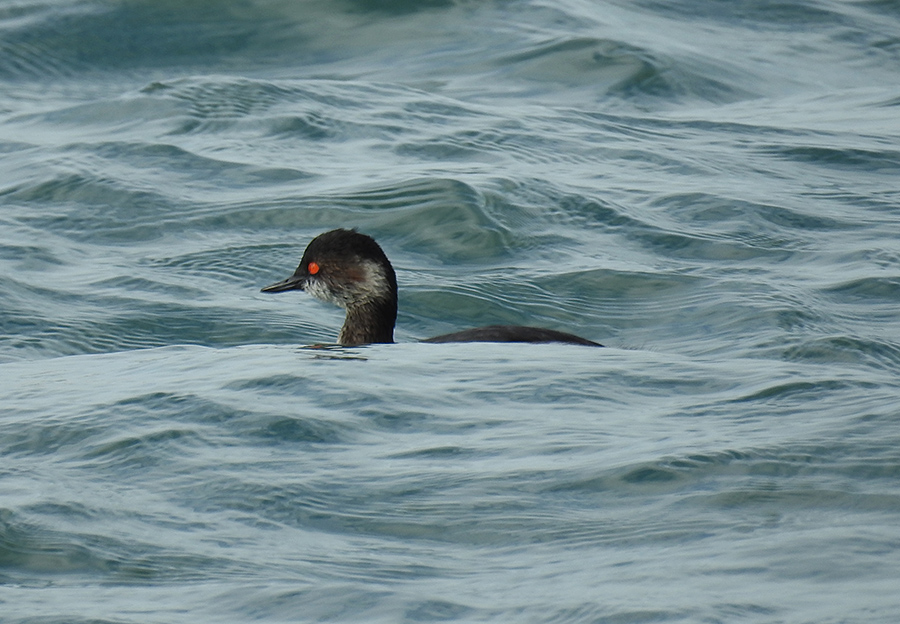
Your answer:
(261, 275), (305, 293)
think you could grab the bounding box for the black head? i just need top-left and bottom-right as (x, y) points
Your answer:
(261, 229), (398, 343)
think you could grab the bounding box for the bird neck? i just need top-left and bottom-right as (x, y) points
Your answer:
(337, 298), (396, 345)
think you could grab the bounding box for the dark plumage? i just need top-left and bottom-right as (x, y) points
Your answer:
(262, 229), (602, 347)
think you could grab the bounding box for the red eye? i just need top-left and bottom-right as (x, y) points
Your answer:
(308, 261), (320, 275)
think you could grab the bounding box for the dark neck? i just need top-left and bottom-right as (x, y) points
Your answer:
(337, 299), (396, 345)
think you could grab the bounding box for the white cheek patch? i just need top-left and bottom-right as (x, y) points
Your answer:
(305, 278), (347, 308)
(356, 259), (391, 304)
(303, 258), (391, 309)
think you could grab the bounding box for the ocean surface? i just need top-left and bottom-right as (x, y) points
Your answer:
(2, 0), (900, 622)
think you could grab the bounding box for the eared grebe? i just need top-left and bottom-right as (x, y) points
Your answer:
(261, 229), (602, 347)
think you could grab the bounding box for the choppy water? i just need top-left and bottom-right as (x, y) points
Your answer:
(2, 1), (900, 622)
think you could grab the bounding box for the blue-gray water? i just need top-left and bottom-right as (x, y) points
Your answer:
(2, 1), (900, 622)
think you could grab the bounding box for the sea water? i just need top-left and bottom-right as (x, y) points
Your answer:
(2, 1), (899, 622)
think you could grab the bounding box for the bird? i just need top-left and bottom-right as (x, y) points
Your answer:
(261, 229), (602, 347)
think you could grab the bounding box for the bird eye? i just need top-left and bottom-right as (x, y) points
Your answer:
(308, 261), (320, 275)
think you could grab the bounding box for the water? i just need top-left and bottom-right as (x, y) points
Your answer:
(2, 0), (900, 622)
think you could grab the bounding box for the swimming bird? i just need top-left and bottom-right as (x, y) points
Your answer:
(261, 229), (601, 347)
